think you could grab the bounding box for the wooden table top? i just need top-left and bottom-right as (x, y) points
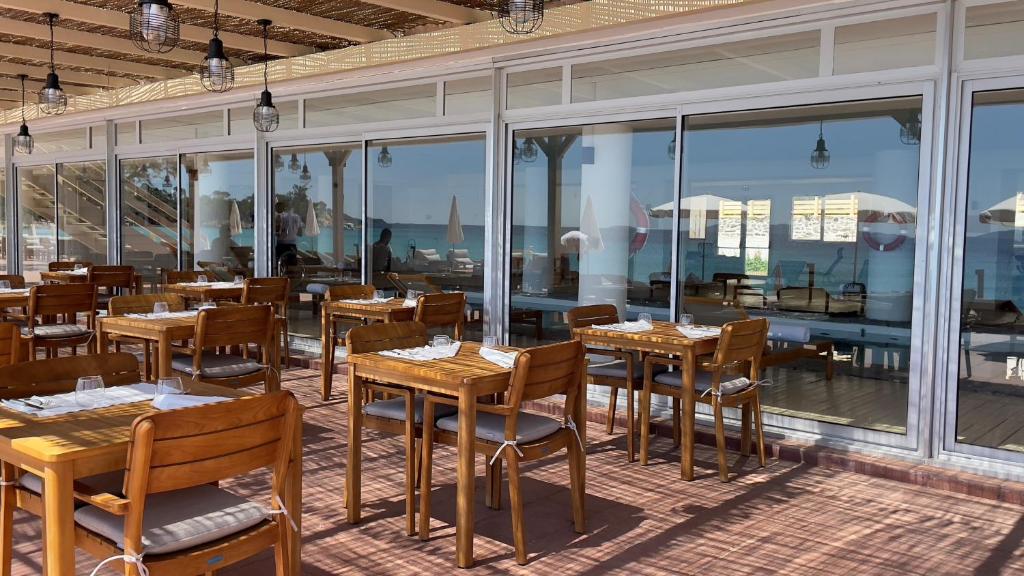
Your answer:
(347, 341), (515, 395)
(39, 271), (92, 283)
(98, 312), (200, 339)
(324, 298), (415, 316)
(0, 290), (30, 307)
(166, 282), (244, 300)
(575, 321), (721, 355)
(0, 382), (248, 464)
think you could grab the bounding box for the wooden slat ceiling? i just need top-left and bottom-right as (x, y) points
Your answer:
(0, 0), (506, 109)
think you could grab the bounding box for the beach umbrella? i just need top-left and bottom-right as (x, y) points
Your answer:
(228, 201), (243, 236)
(304, 201), (321, 237)
(579, 195), (604, 252)
(447, 195), (465, 245)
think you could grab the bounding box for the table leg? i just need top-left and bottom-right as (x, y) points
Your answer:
(321, 311), (334, 401)
(456, 389), (477, 568)
(286, 412), (303, 575)
(346, 369), (363, 524)
(157, 332), (172, 379)
(42, 463), (74, 576)
(682, 347), (696, 481)
(97, 323), (109, 354)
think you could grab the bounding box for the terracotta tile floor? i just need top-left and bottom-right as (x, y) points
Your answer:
(11, 367), (1024, 575)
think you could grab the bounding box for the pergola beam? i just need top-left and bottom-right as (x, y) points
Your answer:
(0, 42), (184, 79)
(0, 0), (313, 57)
(0, 62), (137, 89)
(359, 0), (490, 24)
(0, 77), (95, 96)
(174, 0), (393, 43)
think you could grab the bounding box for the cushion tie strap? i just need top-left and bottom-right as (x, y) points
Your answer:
(90, 553), (148, 576)
(488, 440), (523, 466)
(0, 480), (16, 487)
(563, 416), (585, 453)
(265, 494), (299, 532)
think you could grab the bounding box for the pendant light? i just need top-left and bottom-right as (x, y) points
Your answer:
(273, 153), (284, 171)
(496, 0), (544, 35)
(253, 19), (279, 132)
(13, 75), (33, 155)
(38, 13), (67, 115)
(131, 0), (180, 54)
(299, 156), (311, 183)
(899, 111), (921, 146)
(521, 138), (538, 163)
(512, 140), (522, 165)
(162, 173), (173, 190)
(200, 0), (234, 93)
(668, 135), (677, 160)
(810, 120), (830, 170)
(377, 145), (393, 169)
(288, 153), (301, 173)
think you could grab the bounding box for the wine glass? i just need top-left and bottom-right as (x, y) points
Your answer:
(407, 290), (422, 301)
(679, 313), (694, 327)
(73, 263), (83, 271)
(483, 336), (497, 349)
(75, 376), (105, 408)
(638, 312), (653, 326)
(432, 335), (452, 348)
(153, 301), (170, 315)
(197, 274), (208, 284)
(156, 376), (186, 397)
(234, 275), (245, 284)
(373, 290), (385, 301)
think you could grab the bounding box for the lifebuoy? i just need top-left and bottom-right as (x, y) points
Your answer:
(861, 211), (908, 252)
(629, 195), (649, 257)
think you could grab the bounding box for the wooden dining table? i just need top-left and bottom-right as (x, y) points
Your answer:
(574, 321), (719, 481)
(165, 281), (244, 304)
(346, 342), (585, 568)
(0, 290), (29, 309)
(0, 382), (303, 575)
(40, 271), (145, 293)
(320, 298), (415, 400)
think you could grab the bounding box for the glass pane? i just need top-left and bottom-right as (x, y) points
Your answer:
(957, 88), (1024, 453)
(0, 165), (5, 273)
(305, 84), (436, 127)
(368, 135), (486, 338)
(120, 156), (178, 287)
(57, 161), (107, 264)
(510, 119), (677, 346)
(18, 165), (56, 283)
(572, 32), (820, 103)
(90, 124), (107, 150)
(507, 67), (562, 109)
(445, 76), (492, 115)
(965, 1), (1024, 60)
(680, 97), (922, 434)
(181, 151), (255, 279)
(141, 111), (223, 144)
(116, 122), (136, 146)
(230, 100), (299, 134)
(26, 128), (88, 155)
(834, 14), (936, 74)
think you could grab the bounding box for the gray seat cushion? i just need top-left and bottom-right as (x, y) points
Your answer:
(22, 324), (91, 339)
(587, 354), (667, 380)
(171, 352), (264, 379)
(305, 283), (329, 296)
(19, 470), (124, 498)
(436, 411), (562, 444)
(364, 395), (456, 424)
(74, 484), (267, 556)
(654, 370), (754, 395)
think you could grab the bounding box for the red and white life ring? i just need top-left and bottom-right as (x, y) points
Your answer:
(629, 194), (649, 257)
(862, 211), (908, 252)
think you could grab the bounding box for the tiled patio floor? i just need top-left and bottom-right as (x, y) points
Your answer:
(11, 367), (1024, 575)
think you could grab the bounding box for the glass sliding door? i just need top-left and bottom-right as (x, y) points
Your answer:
(181, 151), (255, 279)
(679, 97), (923, 435)
(0, 165), (6, 273)
(272, 144), (363, 339)
(18, 165), (57, 283)
(57, 161), (107, 265)
(368, 134), (486, 338)
(120, 156), (179, 287)
(955, 88), (1024, 455)
(509, 119), (677, 346)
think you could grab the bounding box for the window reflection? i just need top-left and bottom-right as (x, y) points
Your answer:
(120, 156), (178, 287)
(18, 165), (57, 283)
(0, 166), (5, 272)
(57, 161), (107, 265)
(181, 151), (255, 279)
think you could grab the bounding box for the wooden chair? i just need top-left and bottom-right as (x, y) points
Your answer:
(71, 392), (300, 576)
(327, 283), (376, 301)
(108, 294), (187, 380)
(162, 269), (200, 288)
(88, 265), (137, 311)
(0, 276), (27, 323)
(48, 261), (91, 272)
(419, 340), (586, 565)
(171, 304), (279, 393)
(25, 283), (98, 359)
(346, 321), (454, 536)
(242, 277), (291, 368)
(0, 323), (21, 367)
(567, 304), (663, 462)
(386, 272), (440, 297)
(414, 292), (466, 340)
(641, 318), (770, 482)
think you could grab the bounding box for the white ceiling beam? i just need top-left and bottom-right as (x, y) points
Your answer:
(0, 62), (137, 88)
(360, 0), (490, 24)
(0, 0), (313, 57)
(174, 0), (393, 43)
(0, 42), (184, 79)
(0, 77), (96, 96)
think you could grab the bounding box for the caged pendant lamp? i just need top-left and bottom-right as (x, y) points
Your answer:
(14, 75), (33, 155)
(810, 120), (830, 170)
(38, 13), (67, 115)
(253, 19), (279, 132)
(130, 0), (180, 54)
(200, 0), (234, 93)
(495, 0), (544, 35)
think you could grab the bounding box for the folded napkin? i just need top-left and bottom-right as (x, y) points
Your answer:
(68, 268), (89, 276)
(152, 394), (233, 410)
(479, 347), (517, 369)
(1, 383), (156, 418)
(402, 298), (418, 308)
(379, 341), (462, 361)
(339, 298), (392, 305)
(599, 320), (653, 333)
(0, 288), (29, 294)
(677, 326), (722, 339)
(179, 281), (236, 288)
(125, 310), (198, 320)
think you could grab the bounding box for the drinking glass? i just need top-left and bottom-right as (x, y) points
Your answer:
(234, 275), (245, 284)
(156, 376), (186, 396)
(679, 313), (694, 327)
(638, 312), (653, 325)
(197, 274), (208, 284)
(373, 290), (385, 301)
(199, 301), (217, 310)
(73, 263), (83, 271)
(153, 301), (170, 315)
(483, 336), (498, 348)
(432, 335), (452, 348)
(0, 280), (10, 291)
(407, 290), (422, 301)
(75, 376), (105, 407)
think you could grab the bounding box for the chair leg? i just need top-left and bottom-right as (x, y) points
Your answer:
(567, 432), (586, 534)
(753, 391), (767, 468)
(740, 402), (752, 457)
(282, 318), (291, 369)
(625, 379), (636, 463)
(639, 383), (652, 466)
(506, 452), (527, 565)
(605, 389), (617, 435)
(485, 459), (502, 510)
(713, 398), (730, 482)
(671, 397), (681, 447)
(0, 464), (15, 576)
(418, 401), (435, 541)
(143, 341), (152, 382)
(404, 398), (416, 536)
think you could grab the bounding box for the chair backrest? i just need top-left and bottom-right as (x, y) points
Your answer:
(163, 270), (200, 285)
(0, 275), (25, 289)
(0, 323), (20, 366)
(119, 392), (298, 556)
(88, 265), (136, 293)
(346, 321), (427, 355)
(326, 284), (375, 301)
(681, 296), (749, 326)
(414, 292), (466, 340)
(49, 261), (91, 272)
(243, 277), (290, 310)
(566, 304), (619, 333)
(504, 340), (585, 431)
(0, 353), (140, 398)
(709, 318), (769, 380)
(108, 294), (186, 316)
(386, 272), (441, 297)
(28, 283), (98, 324)
(194, 304), (275, 352)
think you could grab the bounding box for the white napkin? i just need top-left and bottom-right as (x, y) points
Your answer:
(68, 268), (89, 276)
(152, 394), (232, 410)
(479, 347), (517, 369)
(0, 288), (29, 294)
(379, 341), (462, 361)
(339, 298), (392, 305)
(402, 298), (418, 308)
(2, 384), (156, 418)
(125, 311), (198, 320)
(179, 281), (236, 288)
(677, 326), (722, 339)
(599, 320), (653, 333)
